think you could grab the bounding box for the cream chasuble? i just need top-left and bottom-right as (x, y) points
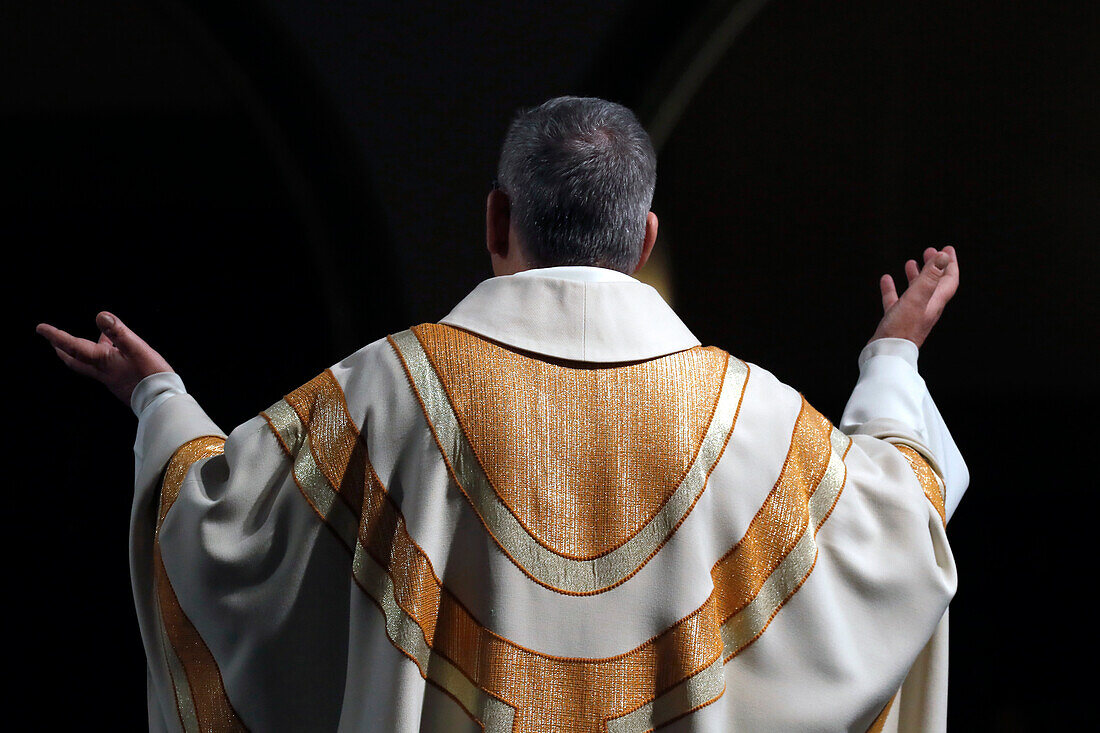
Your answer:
(129, 267), (966, 732)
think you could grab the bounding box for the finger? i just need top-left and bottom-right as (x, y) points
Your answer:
(906, 249), (951, 304)
(942, 245), (959, 279)
(36, 322), (67, 345)
(36, 323), (102, 364)
(905, 259), (920, 284)
(928, 247), (960, 312)
(879, 274), (898, 311)
(97, 331), (114, 348)
(928, 281), (958, 315)
(923, 247), (938, 263)
(53, 346), (101, 379)
(97, 311), (139, 358)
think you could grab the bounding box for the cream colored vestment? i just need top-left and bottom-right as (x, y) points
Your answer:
(129, 267), (966, 732)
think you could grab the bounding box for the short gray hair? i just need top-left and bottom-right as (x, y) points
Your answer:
(496, 96), (657, 273)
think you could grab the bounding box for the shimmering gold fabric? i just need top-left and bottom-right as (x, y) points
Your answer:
(895, 445), (946, 525)
(390, 328), (750, 595)
(283, 371), (366, 518)
(263, 381), (446, 647)
(155, 436), (248, 732)
(604, 658), (726, 733)
(258, 367), (852, 731)
(712, 403), (836, 630)
(717, 417), (851, 661)
(411, 323), (731, 560)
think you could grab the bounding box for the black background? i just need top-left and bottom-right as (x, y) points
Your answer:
(7, 1), (1098, 728)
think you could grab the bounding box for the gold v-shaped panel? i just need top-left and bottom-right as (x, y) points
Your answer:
(392, 325), (749, 594)
(261, 369), (851, 732)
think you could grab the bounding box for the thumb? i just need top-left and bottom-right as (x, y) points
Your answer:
(96, 311), (138, 356)
(910, 250), (951, 300)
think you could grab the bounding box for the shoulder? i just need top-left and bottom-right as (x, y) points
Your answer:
(707, 349), (827, 458)
(324, 332), (419, 421)
(714, 350), (805, 414)
(329, 333), (403, 381)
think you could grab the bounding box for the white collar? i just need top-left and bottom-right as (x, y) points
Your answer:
(510, 265), (638, 283)
(440, 266), (700, 362)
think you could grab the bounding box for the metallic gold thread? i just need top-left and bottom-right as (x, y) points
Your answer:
(894, 444), (946, 525)
(391, 327), (749, 595)
(262, 361), (848, 731)
(155, 436), (248, 732)
(413, 323), (731, 560)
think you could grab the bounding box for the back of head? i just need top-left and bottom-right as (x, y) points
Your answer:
(496, 96), (657, 273)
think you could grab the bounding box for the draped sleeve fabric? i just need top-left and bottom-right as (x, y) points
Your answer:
(679, 358), (957, 732)
(127, 344), (384, 731)
(834, 337), (967, 732)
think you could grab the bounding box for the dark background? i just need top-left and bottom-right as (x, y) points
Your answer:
(8, 0), (1097, 728)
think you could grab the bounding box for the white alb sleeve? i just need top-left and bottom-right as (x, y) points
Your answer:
(839, 337), (969, 522)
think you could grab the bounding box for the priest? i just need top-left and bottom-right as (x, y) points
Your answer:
(38, 96), (965, 732)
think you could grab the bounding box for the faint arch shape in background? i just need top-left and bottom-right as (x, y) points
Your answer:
(637, 0), (774, 152)
(158, 0), (400, 350)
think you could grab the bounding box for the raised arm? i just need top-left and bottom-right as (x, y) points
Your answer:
(841, 245), (968, 520)
(37, 312), (355, 730)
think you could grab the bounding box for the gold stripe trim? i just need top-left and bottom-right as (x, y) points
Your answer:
(721, 427), (849, 657)
(156, 593), (200, 733)
(606, 657), (726, 732)
(894, 444), (946, 525)
(262, 370), (850, 731)
(351, 541), (517, 728)
(262, 397), (362, 548)
(155, 436), (248, 732)
(262, 398), (303, 454)
(389, 328), (750, 595)
(264, 394), (520, 728)
(294, 433), (361, 546)
(411, 323), (732, 560)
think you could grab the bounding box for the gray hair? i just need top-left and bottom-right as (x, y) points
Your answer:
(496, 96), (657, 273)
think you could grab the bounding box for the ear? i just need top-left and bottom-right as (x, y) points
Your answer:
(486, 189), (511, 259)
(632, 211), (659, 273)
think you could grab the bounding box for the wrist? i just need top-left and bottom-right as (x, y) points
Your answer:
(868, 324), (927, 349)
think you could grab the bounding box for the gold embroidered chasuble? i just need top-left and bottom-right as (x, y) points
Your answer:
(130, 269), (960, 732)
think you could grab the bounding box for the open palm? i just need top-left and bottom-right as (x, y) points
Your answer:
(871, 246), (960, 348)
(36, 312), (173, 404)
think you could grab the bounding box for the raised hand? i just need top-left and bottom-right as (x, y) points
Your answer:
(36, 312), (174, 405)
(870, 246), (960, 349)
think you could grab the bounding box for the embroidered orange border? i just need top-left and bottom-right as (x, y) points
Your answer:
(262, 369), (848, 731)
(156, 436), (248, 732)
(894, 445), (946, 525)
(389, 328), (751, 597)
(411, 322), (732, 560)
